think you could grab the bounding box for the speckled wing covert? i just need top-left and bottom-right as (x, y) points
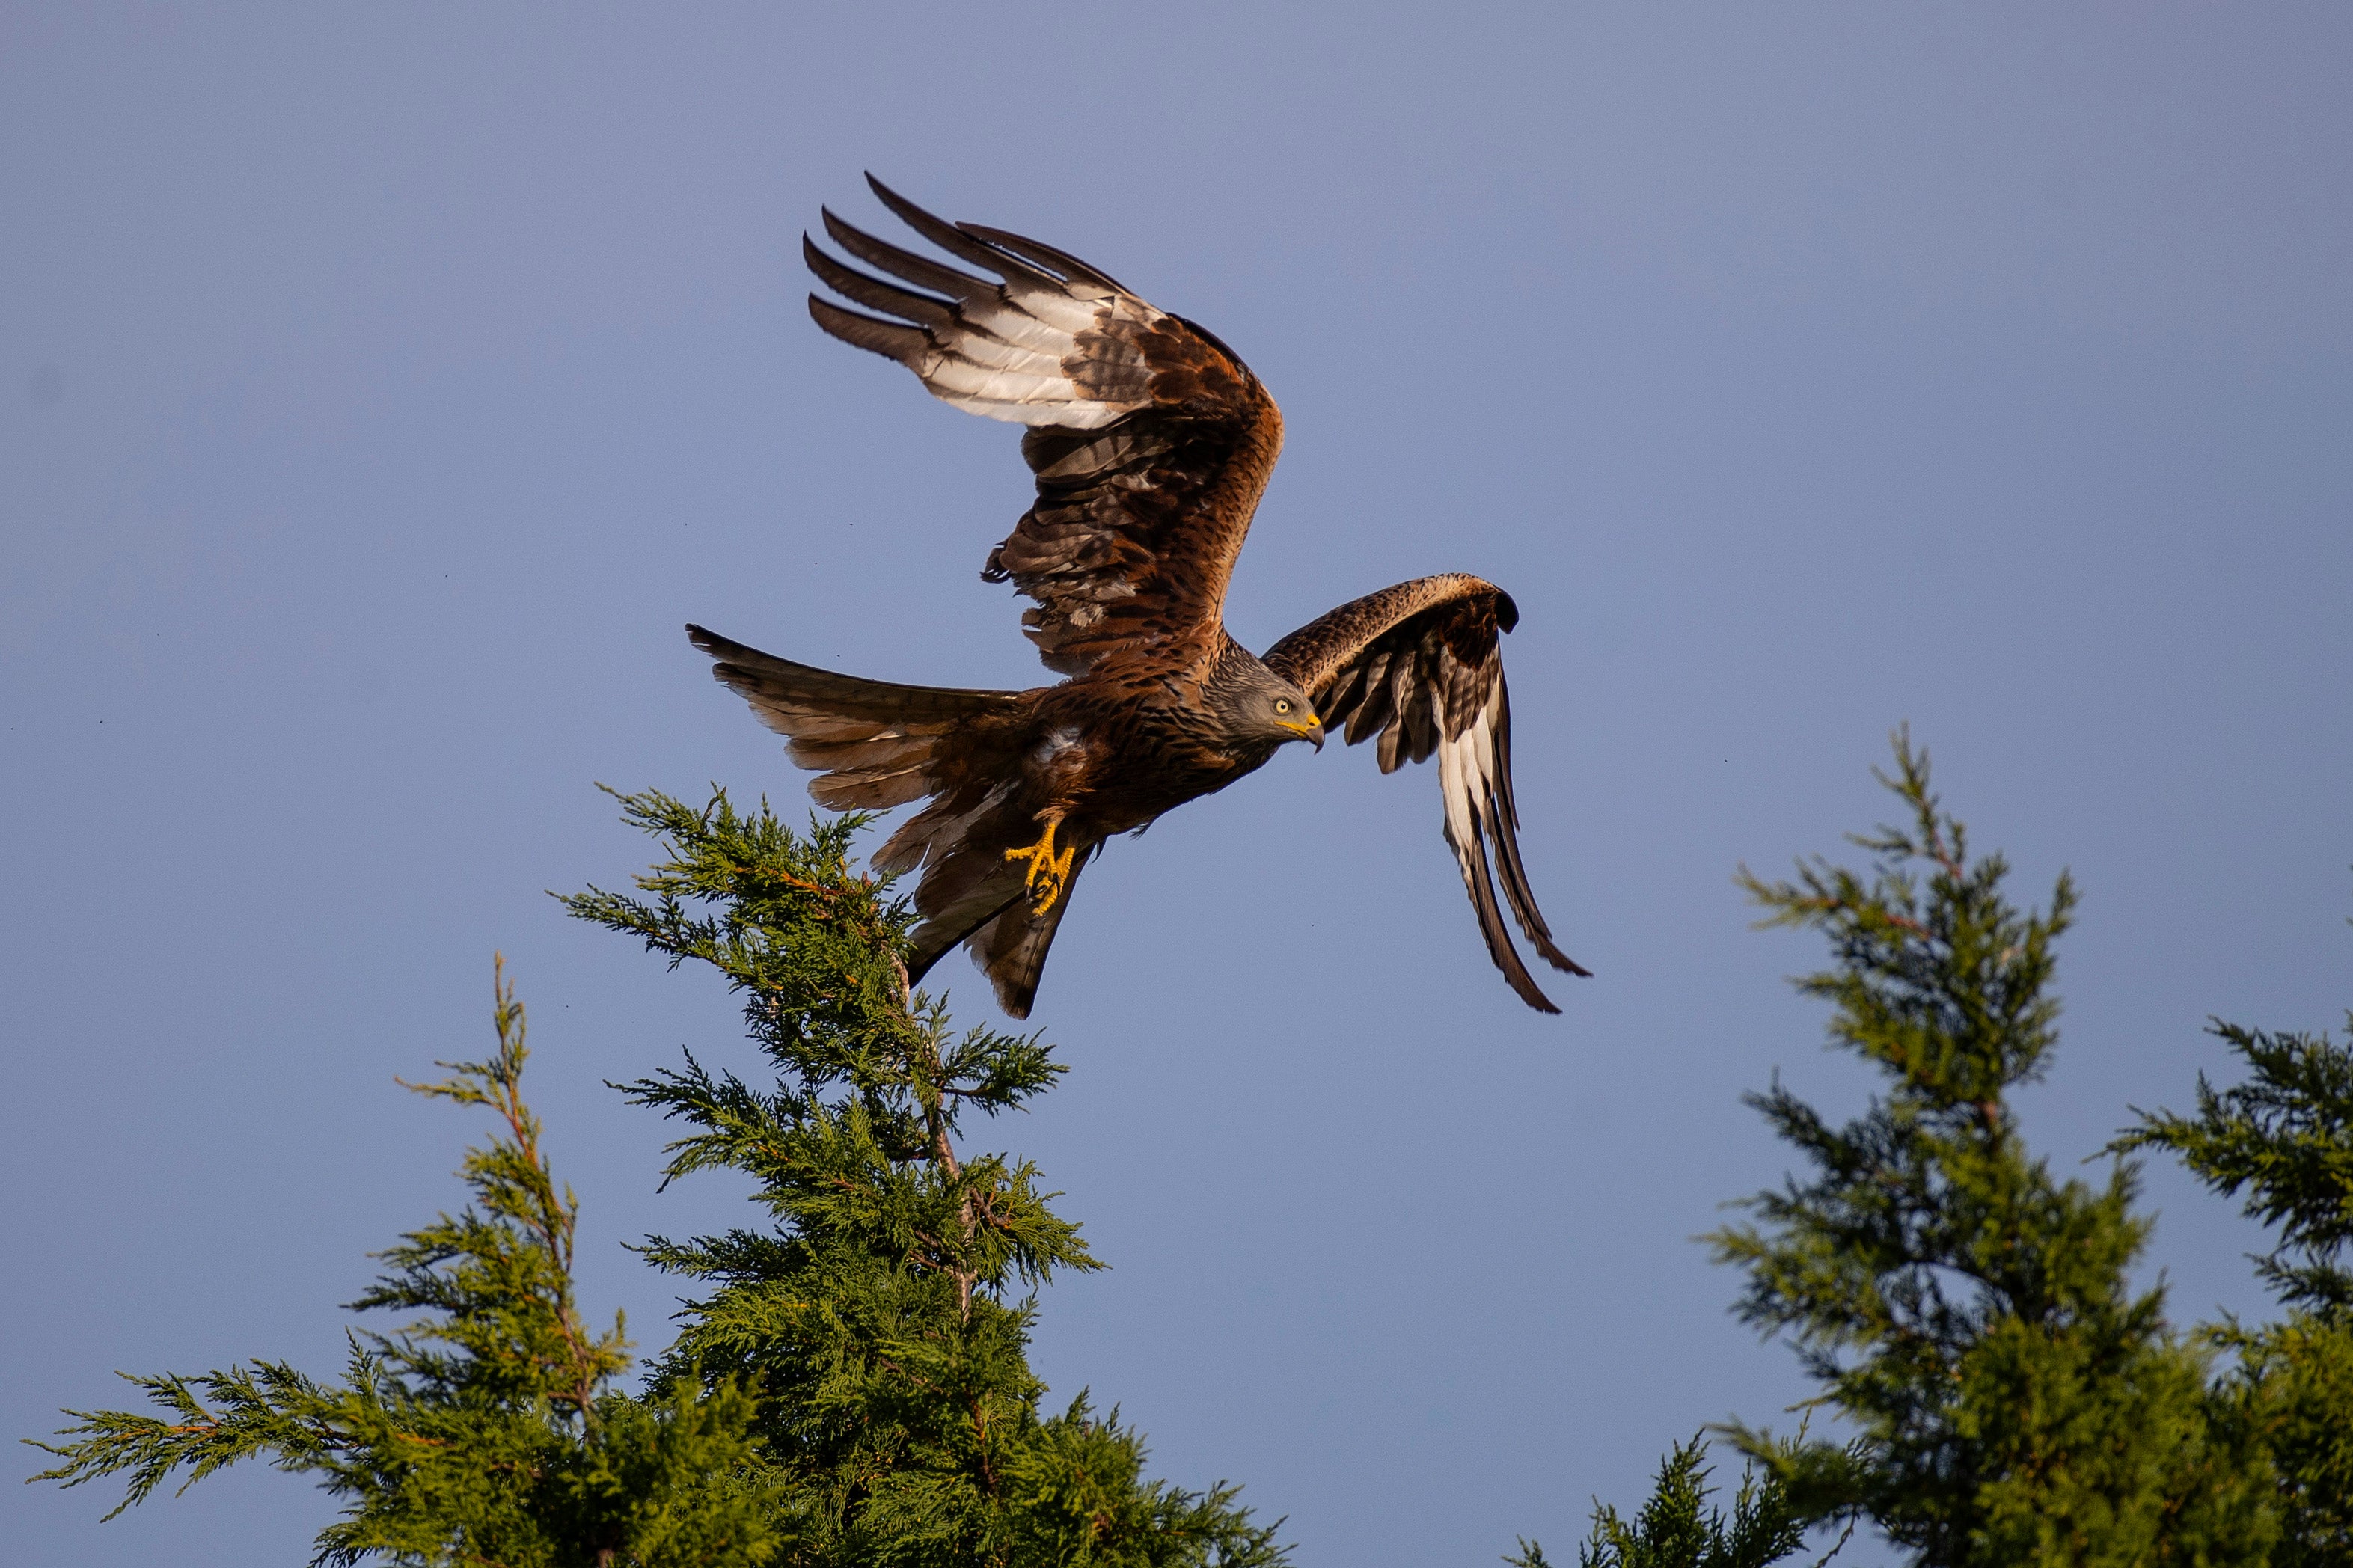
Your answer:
(1264, 574), (1590, 1012)
(804, 175), (1283, 677)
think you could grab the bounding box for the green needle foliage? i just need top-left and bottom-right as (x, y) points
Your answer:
(1508, 1436), (1815, 1568)
(1709, 734), (2271, 1566)
(560, 786), (1284, 1568)
(2117, 1008), (2353, 1317)
(28, 787), (1278, 1565)
(2117, 999), (2353, 1564)
(28, 960), (780, 1568)
(50, 741), (2342, 1566)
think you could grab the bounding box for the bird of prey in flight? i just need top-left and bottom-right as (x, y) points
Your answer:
(688, 177), (1586, 1017)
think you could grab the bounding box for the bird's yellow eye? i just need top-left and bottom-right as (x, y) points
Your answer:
(1275, 699), (1291, 714)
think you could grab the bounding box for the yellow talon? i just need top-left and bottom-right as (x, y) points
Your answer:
(1003, 820), (1077, 914)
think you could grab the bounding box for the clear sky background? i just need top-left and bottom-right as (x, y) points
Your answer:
(4, 5), (2349, 1564)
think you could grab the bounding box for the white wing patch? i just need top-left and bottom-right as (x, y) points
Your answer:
(1435, 679), (1505, 892)
(1266, 577), (1588, 1011)
(804, 182), (1170, 432)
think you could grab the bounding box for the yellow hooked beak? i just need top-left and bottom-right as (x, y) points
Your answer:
(1276, 713), (1325, 750)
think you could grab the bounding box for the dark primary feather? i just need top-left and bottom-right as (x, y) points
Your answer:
(685, 625), (1021, 812)
(956, 222), (1129, 292)
(1264, 575), (1588, 1010)
(803, 175), (1285, 677)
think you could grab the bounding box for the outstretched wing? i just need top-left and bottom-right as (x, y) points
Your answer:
(805, 176), (1283, 676)
(685, 624), (1024, 812)
(1263, 574), (1588, 1013)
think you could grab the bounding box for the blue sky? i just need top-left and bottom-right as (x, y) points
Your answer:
(5, 5), (2349, 1564)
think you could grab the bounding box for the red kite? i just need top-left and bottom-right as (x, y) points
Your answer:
(691, 178), (1586, 1017)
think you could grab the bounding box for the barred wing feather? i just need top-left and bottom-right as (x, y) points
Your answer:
(1263, 574), (1588, 1011)
(806, 176), (1282, 676)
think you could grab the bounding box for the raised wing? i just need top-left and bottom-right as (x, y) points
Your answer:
(1263, 574), (1588, 1012)
(805, 176), (1283, 676)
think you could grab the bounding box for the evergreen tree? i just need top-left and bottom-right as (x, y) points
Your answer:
(49, 741), (2341, 1567)
(29, 961), (780, 1567)
(1507, 1437), (1814, 1568)
(560, 787), (1284, 1568)
(31, 787), (1280, 1565)
(2116, 994), (2353, 1565)
(1707, 734), (2272, 1566)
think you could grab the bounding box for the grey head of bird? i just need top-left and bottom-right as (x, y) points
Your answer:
(1207, 652), (1324, 753)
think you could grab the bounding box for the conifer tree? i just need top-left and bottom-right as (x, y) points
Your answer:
(1506, 1437), (1814, 1568)
(560, 787), (1284, 1568)
(29, 961), (780, 1567)
(31, 788), (1284, 1566)
(1707, 735), (2272, 1566)
(2116, 994), (2353, 1564)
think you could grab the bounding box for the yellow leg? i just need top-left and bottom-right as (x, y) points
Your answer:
(1003, 818), (1078, 914)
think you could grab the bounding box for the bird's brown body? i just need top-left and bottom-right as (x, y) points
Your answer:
(993, 654), (1279, 838)
(691, 179), (1586, 1017)
(1015, 646), (1288, 836)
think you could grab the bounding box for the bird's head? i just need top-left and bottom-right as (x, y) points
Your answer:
(1255, 677), (1324, 750)
(1208, 646), (1324, 751)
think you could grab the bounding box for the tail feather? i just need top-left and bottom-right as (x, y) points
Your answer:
(901, 842), (1094, 1020)
(902, 836), (1032, 983)
(967, 849), (1092, 1018)
(905, 881), (1023, 988)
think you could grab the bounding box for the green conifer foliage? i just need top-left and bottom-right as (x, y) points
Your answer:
(29, 961), (780, 1567)
(560, 788), (1284, 1567)
(1507, 1437), (1814, 1568)
(2117, 1005), (2353, 1564)
(1708, 735), (2271, 1567)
